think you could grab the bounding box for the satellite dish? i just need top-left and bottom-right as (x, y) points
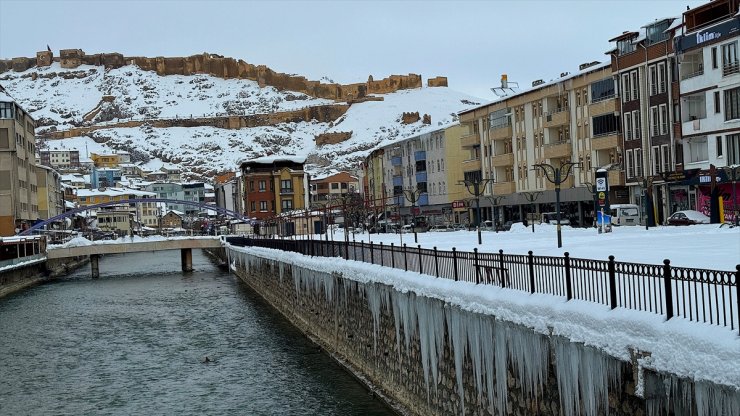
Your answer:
(491, 74), (520, 97)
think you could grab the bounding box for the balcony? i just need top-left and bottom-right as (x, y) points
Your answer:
(461, 158), (481, 171)
(489, 123), (513, 141)
(493, 181), (515, 195)
(608, 170), (624, 186)
(723, 61), (739, 76)
(460, 133), (481, 148)
(280, 188), (294, 195)
(588, 97), (616, 115)
(545, 176), (574, 190)
(543, 109), (569, 128)
(418, 193), (429, 206)
(491, 152), (514, 167)
(414, 150), (426, 161)
(415, 171), (427, 183)
(391, 156), (402, 166)
(392, 175), (403, 187)
(591, 133), (619, 151)
(544, 141), (571, 159)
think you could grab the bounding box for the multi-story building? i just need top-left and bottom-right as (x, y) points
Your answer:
(674, 0), (740, 220)
(91, 167), (122, 188)
(240, 156), (309, 220)
(608, 16), (683, 225)
(76, 187), (158, 228)
(0, 87), (39, 235)
(36, 164), (63, 220)
(459, 63), (624, 226)
(361, 125), (468, 226)
(309, 171), (359, 203)
(38, 149), (81, 170)
(90, 152), (121, 168)
(215, 176), (243, 215)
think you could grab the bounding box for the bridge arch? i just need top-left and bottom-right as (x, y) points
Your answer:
(20, 198), (249, 236)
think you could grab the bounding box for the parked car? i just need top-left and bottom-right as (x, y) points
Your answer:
(666, 210), (710, 226)
(609, 204), (640, 226)
(429, 225), (453, 232)
(541, 212), (571, 225)
(400, 225), (413, 233)
(451, 223), (467, 231)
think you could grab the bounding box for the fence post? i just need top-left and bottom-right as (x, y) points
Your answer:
(380, 242), (384, 267)
(344, 240), (349, 260)
(453, 247), (459, 282)
(564, 252), (572, 301)
(608, 255), (617, 310)
(418, 245), (423, 275)
(528, 251), (535, 294)
(370, 241), (374, 265)
(498, 249), (506, 288)
(391, 243), (395, 268)
(663, 259), (674, 321)
(361, 241), (365, 262)
(434, 247), (439, 277)
(403, 244), (408, 272)
(474, 248), (480, 284)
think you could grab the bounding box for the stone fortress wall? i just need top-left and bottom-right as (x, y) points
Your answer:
(0, 49), (448, 102)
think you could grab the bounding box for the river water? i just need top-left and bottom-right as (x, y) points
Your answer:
(0, 250), (394, 415)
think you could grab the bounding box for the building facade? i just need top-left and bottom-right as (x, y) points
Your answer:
(76, 187), (158, 228)
(36, 164), (63, 220)
(38, 149), (81, 170)
(240, 156), (309, 220)
(309, 171), (359, 203)
(0, 87), (39, 235)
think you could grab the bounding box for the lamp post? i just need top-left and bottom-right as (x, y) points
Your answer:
(637, 176), (654, 230)
(521, 191), (542, 233)
(721, 165), (739, 226)
(485, 195), (505, 233)
(582, 181), (597, 228)
(533, 162), (579, 248)
(402, 187), (422, 244)
(460, 177), (494, 245)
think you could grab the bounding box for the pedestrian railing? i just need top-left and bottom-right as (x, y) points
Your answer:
(226, 237), (740, 334)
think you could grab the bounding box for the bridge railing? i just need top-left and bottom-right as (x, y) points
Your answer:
(225, 237), (740, 334)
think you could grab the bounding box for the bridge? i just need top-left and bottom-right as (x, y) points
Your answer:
(47, 237), (223, 278)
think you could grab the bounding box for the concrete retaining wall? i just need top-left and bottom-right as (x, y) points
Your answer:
(0, 256), (88, 299)
(225, 247), (740, 416)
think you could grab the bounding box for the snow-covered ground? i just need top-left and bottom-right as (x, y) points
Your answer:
(324, 223), (740, 271)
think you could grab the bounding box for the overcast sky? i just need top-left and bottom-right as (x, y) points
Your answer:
(0, 0), (706, 99)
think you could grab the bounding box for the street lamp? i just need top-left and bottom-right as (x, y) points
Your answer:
(582, 181), (597, 229)
(533, 162), (579, 248)
(485, 195), (505, 233)
(721, 165), (739, 226)
(521, 191), (542, 233)
(402, 187), (422, 244)
(460, 177), (494, 245)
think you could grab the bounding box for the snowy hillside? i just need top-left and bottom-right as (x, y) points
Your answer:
(1, 61), (482, 178)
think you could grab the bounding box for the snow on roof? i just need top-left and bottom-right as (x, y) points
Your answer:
(167, 209), (185, 216)
(459, 61), (611, 115)
(0, 87), (15, 103)
(76, 187), (156, 197)
(241, 155), (307, 165)
(664, 16), (683, 33)
(60, 174), (85, 181)
(640, 16), (677, 28)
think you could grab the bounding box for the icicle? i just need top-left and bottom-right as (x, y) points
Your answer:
(390, 291), (403, 363)
(414, 296), (445, 403)
(446, 306), (467, 416)
(494, 319), (508, 415)
(507, 322), (548, 401)
(365, 283), (383, 354)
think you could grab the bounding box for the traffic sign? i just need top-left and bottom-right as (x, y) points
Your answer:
(596, 177), (607, 192)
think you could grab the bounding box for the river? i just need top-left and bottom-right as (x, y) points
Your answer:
(0, 250), (395, 415)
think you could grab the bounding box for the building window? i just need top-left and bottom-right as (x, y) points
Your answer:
(634, 148), (643, 177)
(712, 47), (718, 69)
(281, 200), (293, 211)
(727, 134), (740, 165)
(624, 112), (633, 140)
(259, 201), (267, 212)
(625, 150), (634, 178)
(630, 70), (639, 101)
(632, 110), (641, 140)
(688, 137), (708, 163)
(249, 181), (254, 191)
(331, 182), (339, 190)
(650, 106), (659, 137)
(657, 62), (666, 94)
(716, 136), (723, 158)
(258, 180), (266, 192)
(250, 201), (256, 212)
(722, 41), (738, 76)
(724, 87), (740, 121)
(661, 145), (670, 173)
(281, 179), (293, 192)
(649, 64), (658, 96)
(652, 146), (661, 175)
(714, 91), (721, 114)
(592, 114), (619, 137)
(0, 102), (13, 119)
(621, 73), (631, 102)
(591, 78), (615, 102)
(683, 94), (707, 121)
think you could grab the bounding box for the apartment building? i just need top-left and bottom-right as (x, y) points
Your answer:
(309, 171), (359, 203)
(38, 149), (80, 170)
(607, 16), (684, 225)
(459, 63), (624, 226)
(214, 176), (243, 215)
(75, 187), (158, 228)
(240, 156), (309, 220)
(36, 164), (63, 220)
(0, 87), (39, 235)
(674, 0), (740, 220)
(90, 152), (122, 168)
(361, 125), (468, 225)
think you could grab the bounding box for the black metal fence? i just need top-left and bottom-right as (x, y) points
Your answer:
(226, 237), (740, 334)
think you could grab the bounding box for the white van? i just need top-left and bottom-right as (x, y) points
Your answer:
(609, 204), (640, 226)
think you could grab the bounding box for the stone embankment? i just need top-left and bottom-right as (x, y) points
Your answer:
(0, 256), (88, 299)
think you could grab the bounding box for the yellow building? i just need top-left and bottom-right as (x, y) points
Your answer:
(76, 187), (159, 228)
(36, 164), (63, 220)
(90, 152), (121, 168)
(0, 87), (39, 235)
(240, 156), (309, 221)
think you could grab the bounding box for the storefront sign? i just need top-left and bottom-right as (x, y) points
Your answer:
(675, 18), (740, 52)
(452, 200), (466, 209)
